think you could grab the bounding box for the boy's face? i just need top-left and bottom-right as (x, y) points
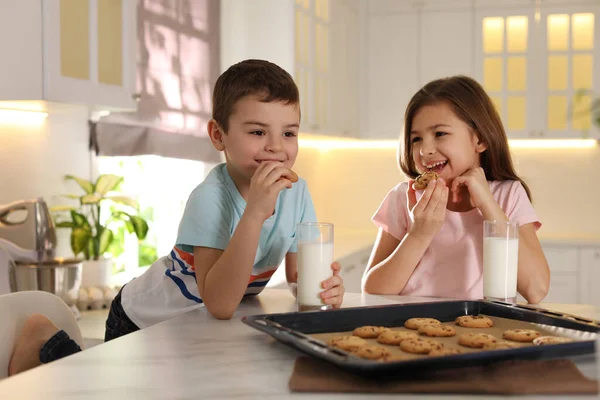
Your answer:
(217, 95), (300, 182)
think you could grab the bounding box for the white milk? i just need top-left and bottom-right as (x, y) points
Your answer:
(483, 237), (519, 300)
(297, 242), (334, 306)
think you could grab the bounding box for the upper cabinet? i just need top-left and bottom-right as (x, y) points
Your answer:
(476, 1), (600, 138)
(363, 0), (475, 139)
(0, 0), (137, 110)
(220, 0), (360, 137)
(296, 0), (360, 137)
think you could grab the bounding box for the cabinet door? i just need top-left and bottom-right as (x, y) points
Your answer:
(580, 247), (600, 306)
(419, 9), (475, 85)
(295, 0), (333, 134)
(538, 4), (600, 139)
(366, 12), (419, 139)
(43, 0), (137, 110)
(0, 0), (43, 101)
(329, 0), (360, 137)
(541, 244), (580, 303)
(475, 6), (537, 138)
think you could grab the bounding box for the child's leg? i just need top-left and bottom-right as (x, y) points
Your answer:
(8, 314), (81, 376)
(104, 286), (140, 342)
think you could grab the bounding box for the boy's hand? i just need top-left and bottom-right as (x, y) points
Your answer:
(319, 262), (344, 308)
(245, 161), (293, 221)
(407, 178), (448, 238)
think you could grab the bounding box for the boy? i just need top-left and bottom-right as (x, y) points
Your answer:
(107, 59), (345, 334)
(9, 59), (345, 376)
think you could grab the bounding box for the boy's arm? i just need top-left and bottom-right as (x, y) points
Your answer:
(193, 212), (263, 320)
(285, 252), (298, 297)
(193, 162), (293, 320)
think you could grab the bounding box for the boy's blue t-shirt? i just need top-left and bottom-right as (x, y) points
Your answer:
(120, 163), (317, 328)
(176, 163), (316, 262)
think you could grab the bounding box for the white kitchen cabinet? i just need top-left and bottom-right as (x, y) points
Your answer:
(0, 0), (137, 110)
(419, 8), (475, 86)
(365, 11), (419, 139)
(329, 0), (360, 137)
(580, 247), (600, 307)
(540, 242), (600, 306)
(221, 0), (360, 137)
(363, 0), (475, 139)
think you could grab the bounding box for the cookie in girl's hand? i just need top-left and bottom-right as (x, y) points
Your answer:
(413, 171), (438, 190)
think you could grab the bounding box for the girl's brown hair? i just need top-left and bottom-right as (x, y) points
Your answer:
(399, 75), (532, 201)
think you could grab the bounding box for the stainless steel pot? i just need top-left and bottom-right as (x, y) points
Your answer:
(10, 258), (82, 307)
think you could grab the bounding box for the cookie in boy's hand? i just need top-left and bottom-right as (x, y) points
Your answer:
(413, 171), (438, 190)
(286, 169), (299, 183)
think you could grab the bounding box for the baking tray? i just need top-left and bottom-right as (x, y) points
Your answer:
(241, 300), (600, 375)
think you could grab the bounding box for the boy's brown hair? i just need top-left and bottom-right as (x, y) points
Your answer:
(212, 59), (299, 133)
(399, 75), (532, 201)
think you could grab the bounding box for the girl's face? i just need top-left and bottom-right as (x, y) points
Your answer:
(409, 102), (486, 185)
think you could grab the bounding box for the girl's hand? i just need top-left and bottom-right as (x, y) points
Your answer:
(320, 262), (344, 308)
(450, 167), (495, 210)
(407, 178), (449, 238)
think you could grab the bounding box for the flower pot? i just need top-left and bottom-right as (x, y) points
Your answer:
(81, 257), (113, 287)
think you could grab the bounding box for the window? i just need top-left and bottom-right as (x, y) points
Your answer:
(546, 13), (594, 133)
(482, 15), (529, 133)
(97, 156), (213, 283)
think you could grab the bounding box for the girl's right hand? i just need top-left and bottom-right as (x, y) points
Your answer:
(245, 161), (294, 221)
(406, 178), (449, 238)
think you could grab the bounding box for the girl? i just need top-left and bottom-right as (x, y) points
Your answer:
(362, 76), (550, 304)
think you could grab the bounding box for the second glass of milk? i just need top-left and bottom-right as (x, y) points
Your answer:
(297, 222), (334, 311)
(483, 220), (519, 304)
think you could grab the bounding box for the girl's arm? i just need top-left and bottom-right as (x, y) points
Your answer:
(362, 227), (433, 294)
(515, 223), (550, 304)
(452, 169), (550, 304)
(476, 194), (550, 304)
(363, 179), (448, 295)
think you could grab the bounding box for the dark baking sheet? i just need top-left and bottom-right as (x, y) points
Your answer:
(241, 300), (600, 375)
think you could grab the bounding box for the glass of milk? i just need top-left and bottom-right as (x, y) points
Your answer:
(297, 222), (334, 311)
(483, 220), (519, 304)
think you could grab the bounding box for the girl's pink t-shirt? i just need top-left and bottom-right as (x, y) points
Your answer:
(371, 180), (540, 299)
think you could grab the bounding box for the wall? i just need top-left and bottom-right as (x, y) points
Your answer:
(293, 143), (600, 258)
(0, 103), (93, 257)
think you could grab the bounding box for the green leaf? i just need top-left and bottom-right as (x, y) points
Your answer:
(70, 211), (91, 231)
(58, 194), (82, 200)
(125, 219), (135, 234)
(128, 215), (149, 240)
(55, 221), (75, 228)
(50, 205), (77, 212)
(95, 174), (123, 195)
(65, 175), (94, 194)
(71, 228), (91, 256)
(105, 195), (138, 209)
(81, 194), (102, 204)
(84, 239), (94, 260)
(98, 228), (114, 255)
(574, 88), (590, 101)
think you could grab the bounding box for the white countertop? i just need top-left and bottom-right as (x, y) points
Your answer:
(0, 289), (598, 399)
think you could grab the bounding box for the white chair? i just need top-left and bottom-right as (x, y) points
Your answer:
(0, 291), (83, 379)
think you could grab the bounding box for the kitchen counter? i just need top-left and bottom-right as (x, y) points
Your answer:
(0, 289), (597, 399)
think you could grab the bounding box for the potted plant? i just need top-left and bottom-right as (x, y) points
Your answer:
(52, 174), (149, 287)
